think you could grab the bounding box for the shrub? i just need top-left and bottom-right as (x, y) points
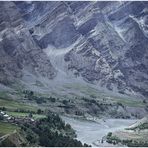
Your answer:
(37, 109), (43, 114)
(107, 132), (112, 137)
(62, 100), (68, 105)
(48, 97), (56, 103)
(28, 113), (33, 118)
(0, 107), (6, 111)
(0, 114), (4, 120)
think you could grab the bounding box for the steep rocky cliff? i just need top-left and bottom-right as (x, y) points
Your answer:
(0, 2), (56, 85)
(0, 1), (148, 98)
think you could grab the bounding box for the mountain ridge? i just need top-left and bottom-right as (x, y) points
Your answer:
(0, 1), (148, 98)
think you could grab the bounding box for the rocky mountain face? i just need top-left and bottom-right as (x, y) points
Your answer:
(0, 1), (148, 98)
(0, 2), (56, 85)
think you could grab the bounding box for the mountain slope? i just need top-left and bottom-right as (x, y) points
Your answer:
(0, 2), (56, 86)
(105, 116), (148, 146)
(0, 1), (148, 98)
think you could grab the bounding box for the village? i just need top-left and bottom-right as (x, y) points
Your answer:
(0, 110), (36, 125)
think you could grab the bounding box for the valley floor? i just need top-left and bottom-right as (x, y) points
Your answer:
(61, 116), (137, 146)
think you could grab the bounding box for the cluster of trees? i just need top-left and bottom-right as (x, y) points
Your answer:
(0, 114), (4, 120)
(106, 132), (148, 147)
(20, 111), (90, 147)
(62, 99), (69, 105)
(23, 90), (57, 104)
(106, 132), (121, 145)
(14, 108), (44, 117)
(14, 109), (36, 114)
(0, 107), (6, 111)
(143, 99), (147, 104)
(82, 97), (108, 112)
(39, 132), (84, 147)
(127, 140), (148, 147)
(129, 122), (148, 130)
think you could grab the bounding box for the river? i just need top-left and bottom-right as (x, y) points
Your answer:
(61, 116), (137, 146)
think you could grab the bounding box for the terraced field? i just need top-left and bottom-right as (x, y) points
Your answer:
(0, 122), (19, 136)
(6, 111), (46, 120)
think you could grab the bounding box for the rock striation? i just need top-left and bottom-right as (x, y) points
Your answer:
(0, 1), (148, 97)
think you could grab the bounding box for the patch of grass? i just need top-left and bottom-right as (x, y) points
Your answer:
(106, 95), (145, 107)
(127, 123), (148, 130)
(114, 97), (144, 107)
(0, 98), (38, 112)
(33, 80), (44, 87)
(106, 131), (148, 147)
(63, 83), (103, 98)
(0, 91), (10, 100)
(61, 83), (145, 108)
(6, 111), (28, 118)
(6, 111), (46, 120)
(0, 122), (19, 136)
(33, 114), (46, 120)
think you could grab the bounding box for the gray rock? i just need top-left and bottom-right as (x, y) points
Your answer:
(0, 2), (56, 85)
(0, 1), (148, 98)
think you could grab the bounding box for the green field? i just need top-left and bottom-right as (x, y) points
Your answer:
(6, 111), (46, 120)
(0, 98), (38, 112)
(63, 83), (102, 98)
(112, 97), (145, 107)
(0, 122), (19, 136)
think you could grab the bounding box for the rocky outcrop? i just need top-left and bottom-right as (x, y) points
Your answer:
(0, 2), (56, 85)
(0, 1), (148, 97)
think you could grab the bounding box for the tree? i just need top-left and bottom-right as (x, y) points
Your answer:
(20, 111), (88, 147)
(28, 112), (33, 118)
(37, 109), (42, 114)
(49, 97), (56, 103)
(62, 100), (68, 105)
(107, 132), (112, 137)
(29, 91), (34, 96)
(26, 129), (38, 144)
(0, 107), (6, 111)
(0, 114), (4, 120)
